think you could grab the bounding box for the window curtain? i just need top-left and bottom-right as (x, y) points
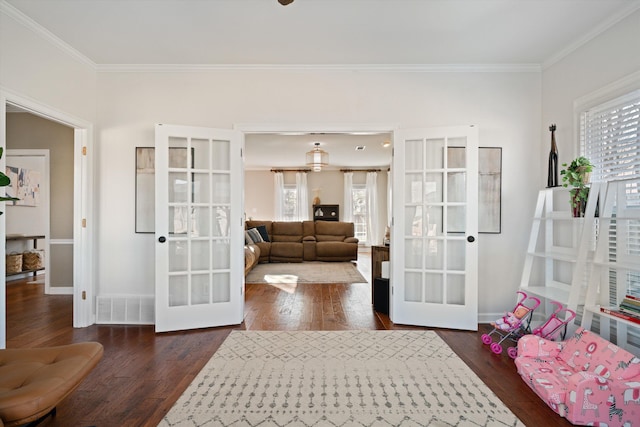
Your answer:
(387, 170), (392, 226)
(274, 172), (284, 221)
(366, 172), (379, 245)
(296, 172), (309, 220)
(343, 172), (354, 222)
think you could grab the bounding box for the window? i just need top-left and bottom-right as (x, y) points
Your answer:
(580, 89), (640, 305)
(282, 185), (298, 221)
(352, 185), (367, 243)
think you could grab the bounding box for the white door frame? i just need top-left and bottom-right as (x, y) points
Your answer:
(0, 88), (94, 347)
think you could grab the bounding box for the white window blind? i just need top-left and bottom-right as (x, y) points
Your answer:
(580, 89), (640, 319)
(581, 89), (640, 181)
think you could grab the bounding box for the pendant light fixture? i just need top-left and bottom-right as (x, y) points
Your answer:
(306, 142), (329, 172)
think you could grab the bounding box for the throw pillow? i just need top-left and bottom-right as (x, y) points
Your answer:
(247, 228), (264, 243)
(256, 225), (270, 242)
(245, 231), (254, 245)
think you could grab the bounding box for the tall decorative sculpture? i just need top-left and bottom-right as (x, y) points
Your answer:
(547, 124), (559, 187)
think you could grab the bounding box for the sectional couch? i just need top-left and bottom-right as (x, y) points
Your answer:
(245, 220), (359, 268)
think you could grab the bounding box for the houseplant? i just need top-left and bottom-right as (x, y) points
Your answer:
(560, 156), (593, 217)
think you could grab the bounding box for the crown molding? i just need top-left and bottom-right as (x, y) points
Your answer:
(0, 0), (96, 70)
(96, 63), (541, 73)
(542, 2), (640, 70)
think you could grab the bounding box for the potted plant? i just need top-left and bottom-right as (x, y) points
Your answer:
(560, 156), (593, 217)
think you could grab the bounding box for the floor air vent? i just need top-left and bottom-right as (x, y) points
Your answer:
(96, 295), (154, 324)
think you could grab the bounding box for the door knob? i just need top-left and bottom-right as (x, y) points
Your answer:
(467, 236), (475, 243)
(158, 236), (167, 243)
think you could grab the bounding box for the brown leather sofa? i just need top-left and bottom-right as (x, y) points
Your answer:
(0, 342), (103, 427)
(245, 220), (358, 266)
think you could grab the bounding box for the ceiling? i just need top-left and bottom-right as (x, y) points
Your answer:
(4, 0), (639, 169)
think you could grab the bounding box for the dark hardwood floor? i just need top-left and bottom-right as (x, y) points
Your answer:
(5, 266), (571, 426)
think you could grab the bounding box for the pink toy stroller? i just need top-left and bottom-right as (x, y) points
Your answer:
(531, 300), (576, 342)
(482, 291), (540, 357)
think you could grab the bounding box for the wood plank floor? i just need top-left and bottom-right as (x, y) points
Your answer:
(5, 263), (571, 426)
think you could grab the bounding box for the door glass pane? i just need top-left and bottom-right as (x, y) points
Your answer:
(192, 206), (210, 237)
(192, 274), (210, 305)
(191, 240), (210, 270)
(425, 239), (443, 269)
(425, 206), (442, 236)
(405, 173), (423, 203)
(168, 275), (188, 307)
(192, 173), (210, 203)
(168, 240), (187, 272)
(424, 173), (442, 203)
(425, 273), (443, 303)
(212, 139), (230, 170)
(212, 272), (231, 303)
(405, 206), (422, 237)
(212, 174), (230, 204)
(447, 240), (465, 271)
(213, 207), (230, 237)
(425, 138), (444, 169)
(405, 239), (422, 268)
(447, 172), (466, 202)
(447, 145), (466, 168)
(405, 139), (423, 170)
(447, 206), (465, 234)
(169, 172), (189, 203)
(404, 272), (422, 302)
(192, 139), (210, 170)
(168, 137), (188, 158)
(212, 240), (230, 269)
(170, 206), (189, 235)
(169, 146), (189, 168)
(447, 274), (465, 305)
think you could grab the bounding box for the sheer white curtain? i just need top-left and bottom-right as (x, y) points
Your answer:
(343, 172), (354, 222)
(387, 170), (392, 226)
(274, 172), (284, 220)
(366, 172), (379, 245)
(296, 172), (310, 220)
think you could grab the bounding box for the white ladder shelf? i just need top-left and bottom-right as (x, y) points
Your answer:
(520, 184), (602, 320)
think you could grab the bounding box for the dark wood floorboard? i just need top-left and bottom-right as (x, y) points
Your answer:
(5, 269), (571, 427)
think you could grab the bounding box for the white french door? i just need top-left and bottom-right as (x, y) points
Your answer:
(391, 126), (479, 330)
(154, 124), (244, 333)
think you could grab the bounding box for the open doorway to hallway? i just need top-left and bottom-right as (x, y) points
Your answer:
(4, 107), (75, 337)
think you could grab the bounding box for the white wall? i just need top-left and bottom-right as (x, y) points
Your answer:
(97, 69), (542, 317)
(541, 10), (640, 164)
(0, 7), (96, 122)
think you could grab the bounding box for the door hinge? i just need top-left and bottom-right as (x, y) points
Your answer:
(82, 218), (87, 228)
(82, 291), (87, 300)
(82, 146), (87, 156)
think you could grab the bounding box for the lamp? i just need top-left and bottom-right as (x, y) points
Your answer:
(306, 142), (329, 172)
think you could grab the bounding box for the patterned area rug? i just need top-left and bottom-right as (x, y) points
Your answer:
(245, 261), (367, 284)
(159, 330), (524, 427)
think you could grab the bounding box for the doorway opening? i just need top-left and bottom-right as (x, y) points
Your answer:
(1, 94), (94, 347)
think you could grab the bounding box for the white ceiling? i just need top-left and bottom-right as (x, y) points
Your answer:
(5, 0), (639, 168)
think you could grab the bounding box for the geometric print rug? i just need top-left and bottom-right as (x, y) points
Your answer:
(159, 330), (525, 427)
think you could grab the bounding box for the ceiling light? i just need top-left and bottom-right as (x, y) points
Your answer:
(306, 142), (329, 172)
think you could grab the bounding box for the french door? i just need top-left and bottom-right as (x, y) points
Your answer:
(391, 126), (479, 330)
(154, 124), (244, 333)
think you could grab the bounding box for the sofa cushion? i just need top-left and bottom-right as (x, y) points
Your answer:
(246, 228), (264, 243)
(558, 328), (640, 380)
(256, 225), (270, 242)
(316, 234), (346, 242)
(515, 356), (572, 411)
(315, 221), (354, 238)
(272, 222), (303, 243)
